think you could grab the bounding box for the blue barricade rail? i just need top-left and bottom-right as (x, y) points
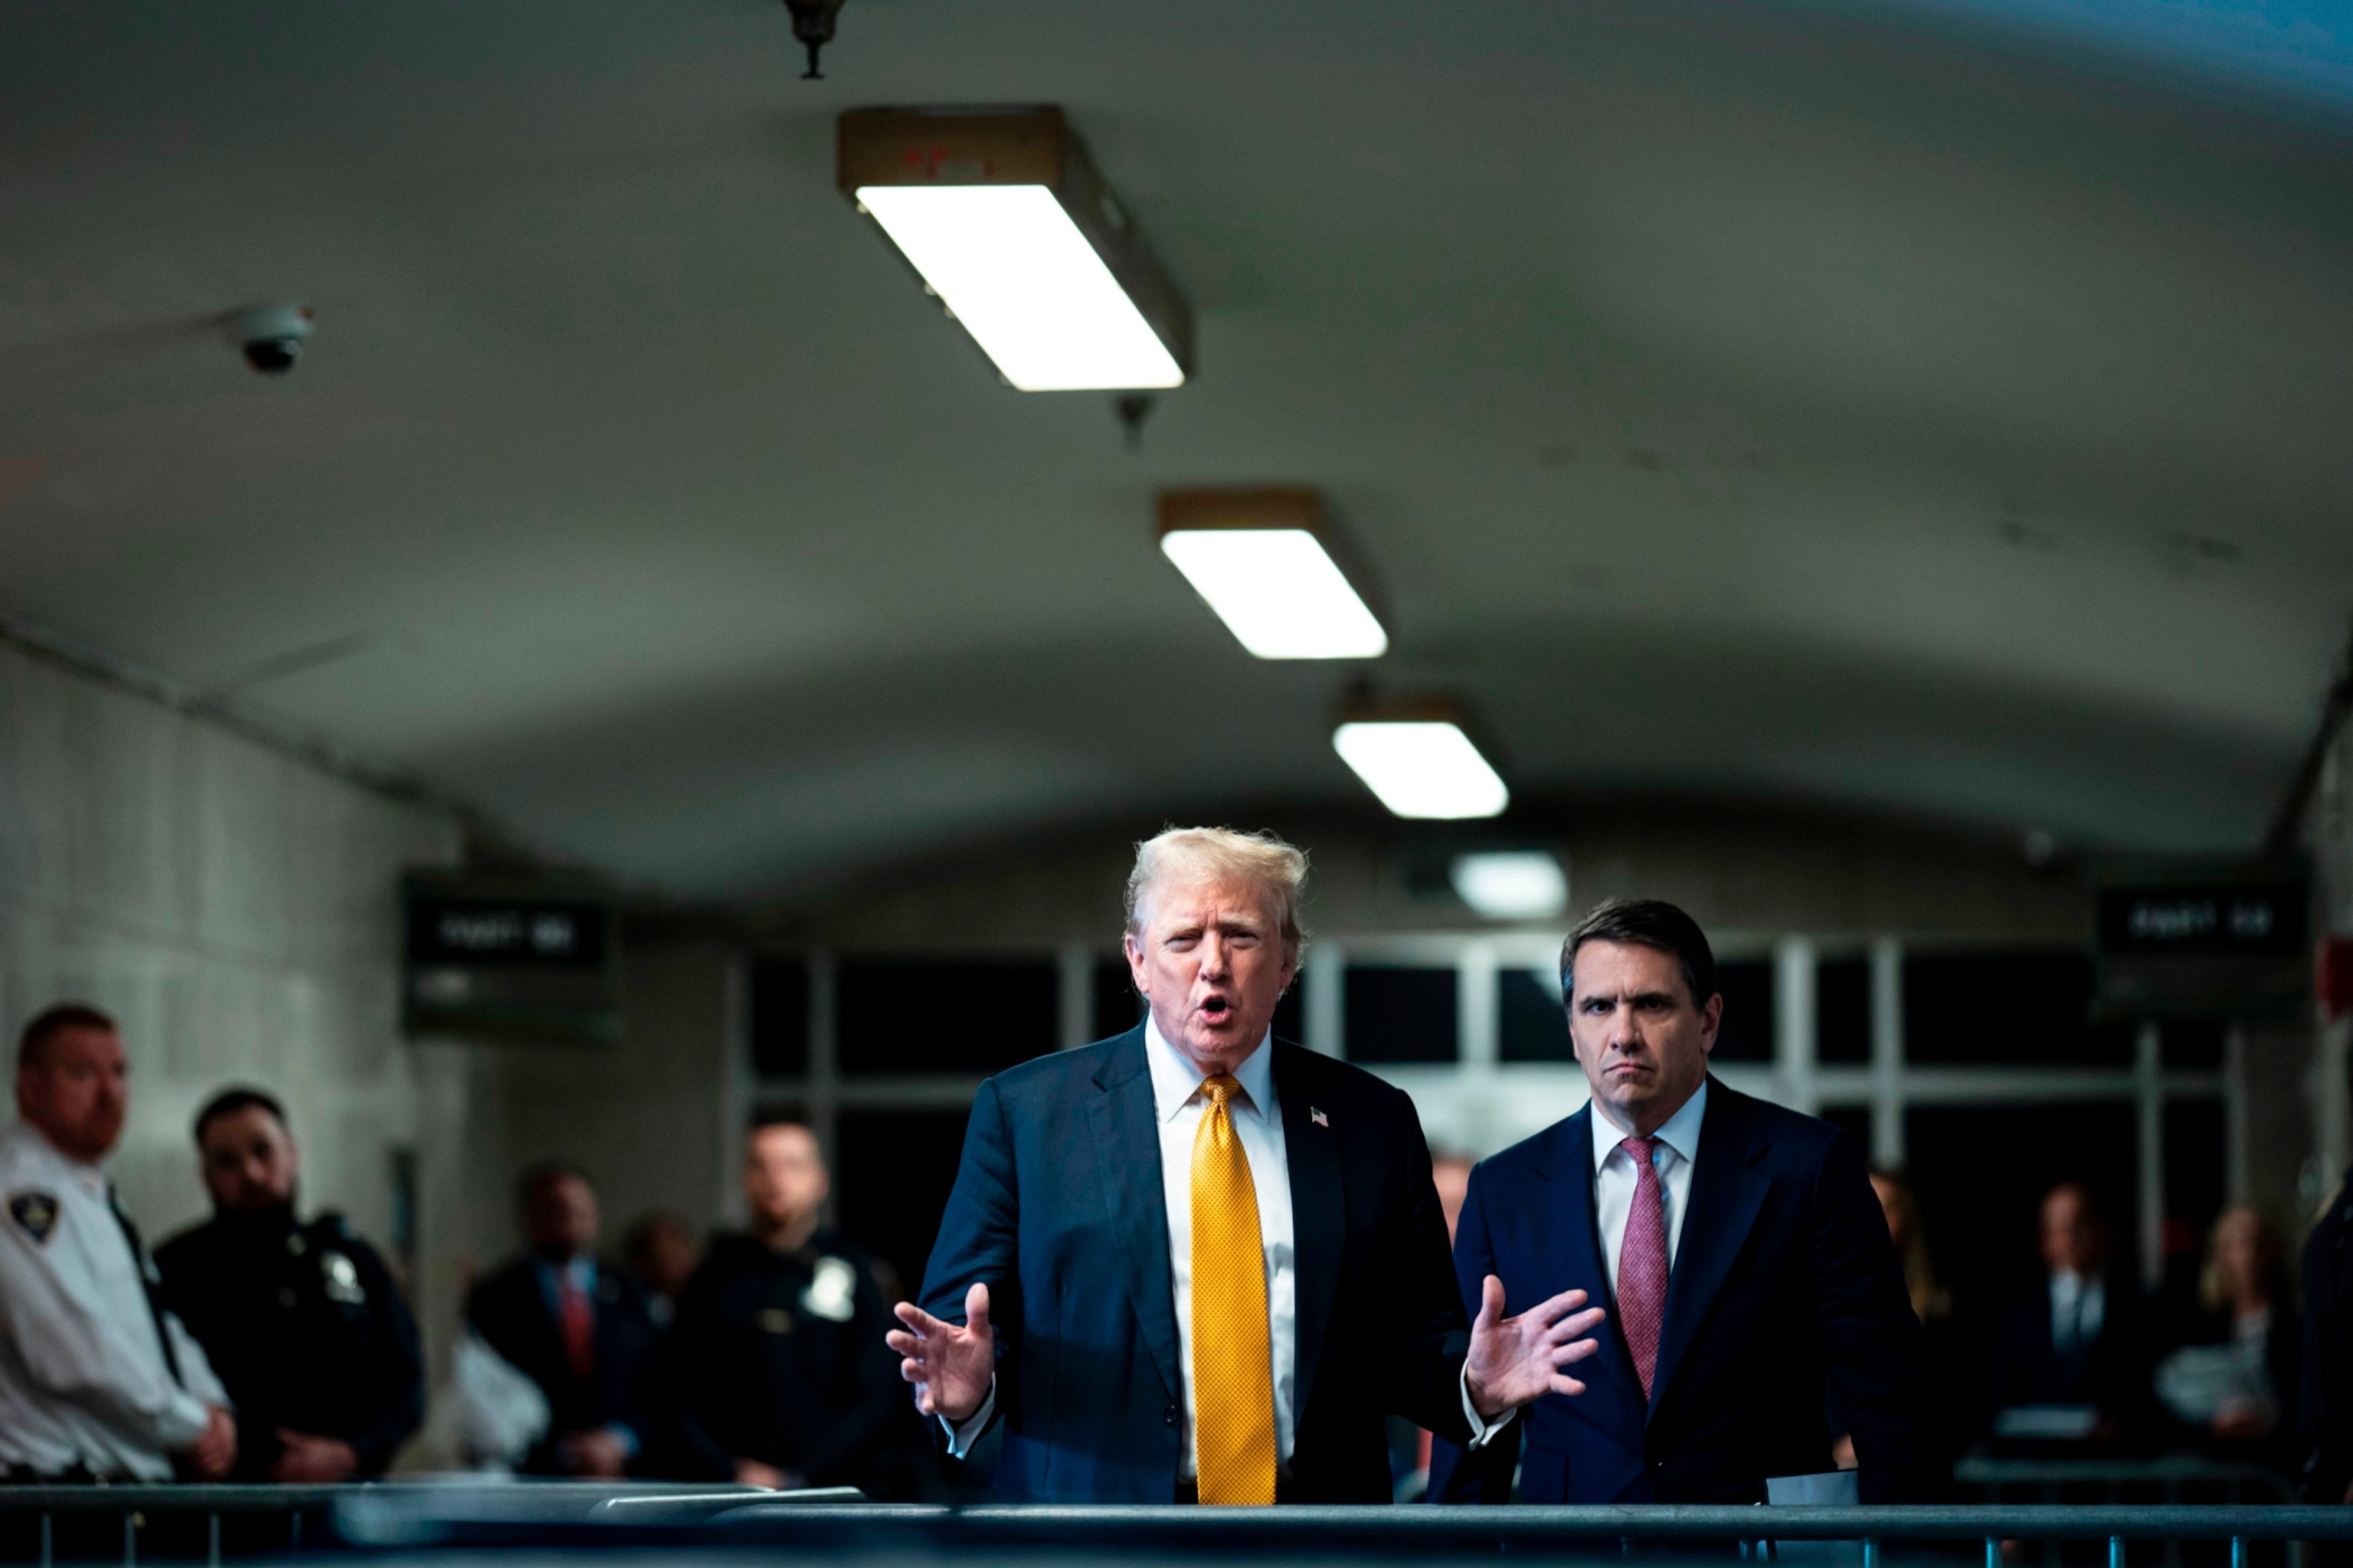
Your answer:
(2, 1488), (2351, 1565)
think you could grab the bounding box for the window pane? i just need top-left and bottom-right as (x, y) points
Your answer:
(1818, 957), (1870, 1064)
(835, 1108), (971, 1305)
(2162, 1020), (2225, 1069)
(749, 956), (809, 1078)
(1500, 967), (1572, 1062)
(2162, 1098), (2226, 1301)
(838, 957), (1058, 1075)
(1093, 957), (1144, 1040)
(1713, 960), (1775, 1062)
(1822, 1105), (1871, 1146)
(1903, 1101), (2139, 1301)
(1902, 951), (2129, 1065)
(1346, 965), (1457, 1063)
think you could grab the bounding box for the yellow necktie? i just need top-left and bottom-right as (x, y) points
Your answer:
(1190, 1074), (1277, 1505)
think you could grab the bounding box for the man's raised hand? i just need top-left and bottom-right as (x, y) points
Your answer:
(1463, 1275), (1607, 1419)
(888, 1282), (994, 1424)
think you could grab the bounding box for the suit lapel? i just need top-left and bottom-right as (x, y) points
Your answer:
(1085, 1030), (1183, 1409)
(1542, 1107), (1644, 1412)
(1648, 1082), (1768, 1421)
(1276, 1046), (1344, 1426)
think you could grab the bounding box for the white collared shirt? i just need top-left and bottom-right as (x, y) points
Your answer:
(1590, 1080), (1707, 1296)
(1141, 1019), (1298, 1478)
(944, 1023), (1508, 1465)
(0, 1121), (226, 1480)
(2050, 1270), (2106, 1354)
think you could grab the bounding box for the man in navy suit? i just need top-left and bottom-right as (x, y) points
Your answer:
(1431, 899), (1926, 1504)
(889, 827), (1606, 1504)
(466, 1161), (660, 1477)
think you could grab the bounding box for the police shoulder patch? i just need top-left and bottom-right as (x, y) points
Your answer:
(9, 1190), (60, 1245)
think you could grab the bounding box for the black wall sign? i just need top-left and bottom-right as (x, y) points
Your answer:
(2093, 864), (2309, 1021)
(402, 877), (620, 1043)
(2096, 882), (2306, 956)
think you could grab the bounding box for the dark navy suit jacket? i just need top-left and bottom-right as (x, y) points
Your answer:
(918, 1026), (1475, 1502)
(1428, 1081), (1926, 1504)
(465, 1257), (659, 1476)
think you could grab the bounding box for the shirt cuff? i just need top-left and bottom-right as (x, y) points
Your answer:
(602, 1422), (641, 1458)
(157, 1390), (213, 1452)
(936, 1376), (997, 1458)
(1460, 1363), (1517, 1450)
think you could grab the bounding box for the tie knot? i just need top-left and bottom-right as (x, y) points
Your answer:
(1619, 1134), (1660, 1164)
(1202, 1074), (1242, 1108)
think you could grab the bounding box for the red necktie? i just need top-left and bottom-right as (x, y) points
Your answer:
(1617, 1135), (1668, 1401)
(559, 1271), (595, 1380)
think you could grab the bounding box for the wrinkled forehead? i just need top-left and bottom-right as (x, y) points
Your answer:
(31, 1026), (126, 1072)
(1134, 872), (1281, 934)
(1567, 938), (1690, 1002)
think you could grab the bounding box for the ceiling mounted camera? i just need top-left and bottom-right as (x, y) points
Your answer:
(228, 303), (315, 374)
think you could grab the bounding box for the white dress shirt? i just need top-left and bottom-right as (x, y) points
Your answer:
(2049, 1270), (2106, 1354)
(0, 1121), (227, 1480)
(946, 1022), (1507, 1465)
(1590, 1080), (1707, 1296)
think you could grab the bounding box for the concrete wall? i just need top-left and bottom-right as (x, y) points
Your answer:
(0, 637), (466, 1362)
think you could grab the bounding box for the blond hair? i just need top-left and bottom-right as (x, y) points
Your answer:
(1124, 827), (1309, 955)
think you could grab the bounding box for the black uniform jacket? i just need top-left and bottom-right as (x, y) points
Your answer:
(646, 1230), (902, 1487)
(465, 1254), (659, 1474)
(155, 1207), (423, 1479)
(2304, 1174), (2353, 1500)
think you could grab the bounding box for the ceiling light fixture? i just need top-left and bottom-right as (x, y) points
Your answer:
(1157, 488), (1387, 660)
(1332, 697), (1510, 820)
(839, 108), (1193, 391)
(1450, 850), (1569, 921)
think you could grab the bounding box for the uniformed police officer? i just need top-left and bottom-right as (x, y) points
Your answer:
(647, 1116), (901, 1491)
(0, 1003), (236, 1483)
(155, 1088), (423, 1481)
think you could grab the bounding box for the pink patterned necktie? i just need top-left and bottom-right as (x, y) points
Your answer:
(1617, 1134), (1668, 1401)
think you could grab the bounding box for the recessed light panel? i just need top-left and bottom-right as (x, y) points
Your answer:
(857, 185), (1184, 391)
(839, 109), (1193, 393)
(1333, 720), (1510, 820)
(1450, 851), (1569, 920)
(1158, 529), (1387, 658)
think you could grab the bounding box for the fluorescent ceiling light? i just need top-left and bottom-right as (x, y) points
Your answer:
(1332, 721), (1509, 820)
(1450, 851), (1569, 921)
(857, 185), (1183, 391)
(839, 109), (1193, 393)
(1159, 529), (1387, 659)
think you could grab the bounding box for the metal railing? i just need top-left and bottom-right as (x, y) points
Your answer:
(0, 1489), (2347, 1563)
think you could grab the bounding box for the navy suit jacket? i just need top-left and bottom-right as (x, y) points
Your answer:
(918, 1027), (1475, 1502)
(1428, 1081), (1926, 1504)
(465, 1257), (659, 1475)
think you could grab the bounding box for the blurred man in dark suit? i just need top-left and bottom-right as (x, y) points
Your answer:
(1991, 1182), (2155, 1445)
(466, 1161), (658, 1477)
(1431, 899), (1926, 1504)
(891, 827), (1605, 1504)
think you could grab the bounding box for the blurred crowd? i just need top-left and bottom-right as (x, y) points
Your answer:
(9, 995), (2353, 1500)
(0, 1003), (931, 1493)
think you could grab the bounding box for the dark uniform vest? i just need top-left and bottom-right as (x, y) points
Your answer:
(155, 1207), (424, 1479)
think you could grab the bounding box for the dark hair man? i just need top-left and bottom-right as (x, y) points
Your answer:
(892, 827), (1604, 1504)
(465, 1161), (658, 1476)
(646, 1118), (900, 1491)
(1429, 900), (1927, 1503)
(1990, 1181), (2155, 1445)
(0, 1005), (237, 1481)
(154, 1088), (424, 1481)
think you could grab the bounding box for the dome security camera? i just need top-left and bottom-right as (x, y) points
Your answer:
(228, 303), (315, 374)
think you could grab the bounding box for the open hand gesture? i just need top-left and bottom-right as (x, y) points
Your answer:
(1462, 1275), (1606, 1418)
(887, 1282), (995, 1424)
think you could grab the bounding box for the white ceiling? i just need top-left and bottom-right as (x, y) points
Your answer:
(3, 0), (2348, 897)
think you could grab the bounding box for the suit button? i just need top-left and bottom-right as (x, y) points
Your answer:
(1165, 1406), (1178, 1426)
(1651, 1460), (1664, 1471)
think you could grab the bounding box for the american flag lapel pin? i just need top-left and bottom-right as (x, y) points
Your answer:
(1311, 1107), (1328, 1128)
